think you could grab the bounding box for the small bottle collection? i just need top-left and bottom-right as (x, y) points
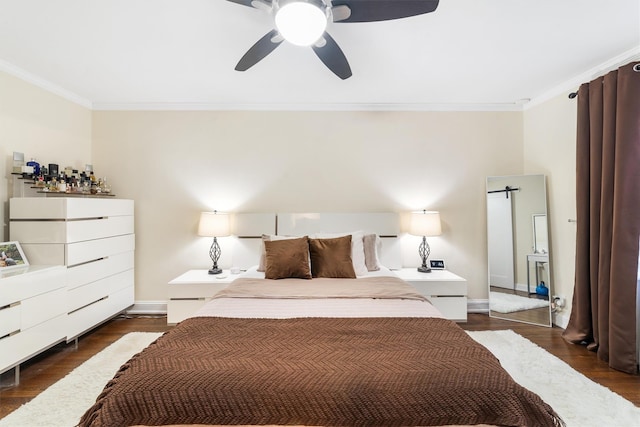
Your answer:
(14, 153), (112, 195)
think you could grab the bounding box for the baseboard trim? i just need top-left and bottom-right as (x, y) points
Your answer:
(468, 299), (489, 313)
(553, 311), (570, 329)
(127, 301), (167, 315)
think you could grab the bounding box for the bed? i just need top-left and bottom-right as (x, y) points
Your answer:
(79, 214), (563, 427)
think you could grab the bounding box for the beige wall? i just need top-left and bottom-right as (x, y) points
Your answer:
(0, 71), (92, 239)
(92, 111), (523, 303)
(523, 93), (578, 327)
(1, 67), (579, 322)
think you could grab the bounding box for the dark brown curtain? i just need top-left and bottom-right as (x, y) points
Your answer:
(562, 61), (640, 374)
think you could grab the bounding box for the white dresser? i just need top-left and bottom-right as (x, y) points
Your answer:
(0, 265), (66, 383)
(10, 197), (135, 341)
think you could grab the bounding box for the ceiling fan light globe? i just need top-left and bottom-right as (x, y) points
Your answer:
(275, 2), (327, 46)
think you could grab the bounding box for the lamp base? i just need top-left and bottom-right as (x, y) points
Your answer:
(208, 267), (223, 275)
(417, 237), (432, 273)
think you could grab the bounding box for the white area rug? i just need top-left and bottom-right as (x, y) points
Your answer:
(0, 332), (162, 427)
(469, 330), (640, 427)
(490, 291), (549, 313)
(2, 330), (639, 427)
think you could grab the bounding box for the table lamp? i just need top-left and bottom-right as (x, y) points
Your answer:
(410, 210), (442, 273)
(198, 211), (230, 274)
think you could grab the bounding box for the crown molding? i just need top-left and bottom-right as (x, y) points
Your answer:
(0, 59), (92, 109)
(90, 101), (524, 112)
(524, 46), (640, 110)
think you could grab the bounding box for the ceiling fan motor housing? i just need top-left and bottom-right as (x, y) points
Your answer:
(274, 0), (331, 46)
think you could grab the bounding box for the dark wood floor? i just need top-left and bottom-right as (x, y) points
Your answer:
(1, 313), (638, 419)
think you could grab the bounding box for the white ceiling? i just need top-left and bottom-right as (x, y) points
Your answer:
(0, 0), (638, 111)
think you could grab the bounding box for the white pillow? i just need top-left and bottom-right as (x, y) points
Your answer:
(312, 231), (367, 276)
(363, 233), (381, 271)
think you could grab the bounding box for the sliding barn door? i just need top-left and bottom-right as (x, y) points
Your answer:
(487, 192), (515, 290)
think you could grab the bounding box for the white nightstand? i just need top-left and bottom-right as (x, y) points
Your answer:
(167, 270), (242, 325)
(394, 268), (468, 322)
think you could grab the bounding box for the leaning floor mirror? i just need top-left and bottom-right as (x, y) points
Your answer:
(486, 174), (552, 327)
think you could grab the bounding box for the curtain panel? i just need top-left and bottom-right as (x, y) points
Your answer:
(563, 61), (640, 374)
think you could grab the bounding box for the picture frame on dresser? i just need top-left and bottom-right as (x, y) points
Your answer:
(0, 241), (29, 271)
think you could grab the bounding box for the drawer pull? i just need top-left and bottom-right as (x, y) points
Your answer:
(0, 329), (21, 340)
(68, 295), (109, 315)
(68, 257), (108, 269)
(0, 301), (21, 311)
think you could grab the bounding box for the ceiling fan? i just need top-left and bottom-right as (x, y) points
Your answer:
(227, 0), (440, 79)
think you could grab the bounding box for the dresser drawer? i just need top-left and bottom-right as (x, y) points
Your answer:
(67, 251), (134, 291)
(10, 198), (134, 220)
(21, 287), (67, 330)
(21, 234), (135, 266)
(67, 234), (135, 266)
(10, 215), (133, 244)
(0, 303), (21, 337)
(409, 281), (467, 296)
(68, 269), (134, 313)
(0, 266), (66, 306)
(0, 314), (66, 373)
(66, 285), (134, 340)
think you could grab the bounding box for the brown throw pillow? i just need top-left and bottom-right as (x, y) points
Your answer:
(258, 234), (299, 272)
(309, 235), (357, 278)
(264, 236), (312, 280)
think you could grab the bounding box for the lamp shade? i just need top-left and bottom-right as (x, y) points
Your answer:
(410, 211), (442, 237)
(198, 211), (230, 237)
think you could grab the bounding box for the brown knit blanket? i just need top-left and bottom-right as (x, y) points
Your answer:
(79, 317), (563, 427)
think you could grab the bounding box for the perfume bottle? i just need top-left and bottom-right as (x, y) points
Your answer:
(26, 158), (40, 176)
(101, 177), (111, 193)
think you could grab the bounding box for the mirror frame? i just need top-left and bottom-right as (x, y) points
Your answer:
(486, 174), (552, 327)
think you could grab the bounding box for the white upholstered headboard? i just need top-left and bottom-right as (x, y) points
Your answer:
(230, 212), (401, 270)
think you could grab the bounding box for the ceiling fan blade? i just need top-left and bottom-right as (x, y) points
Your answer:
(226, 0), (271, 8)
(331, 5), (351, 22)
(311, 32), (352, 80)
(332, 0), (439, 22)
(226, 0), (254, 7)
(235, 29), (283, 72)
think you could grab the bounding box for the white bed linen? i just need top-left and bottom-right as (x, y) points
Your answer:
(193, 266), (444, 319)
